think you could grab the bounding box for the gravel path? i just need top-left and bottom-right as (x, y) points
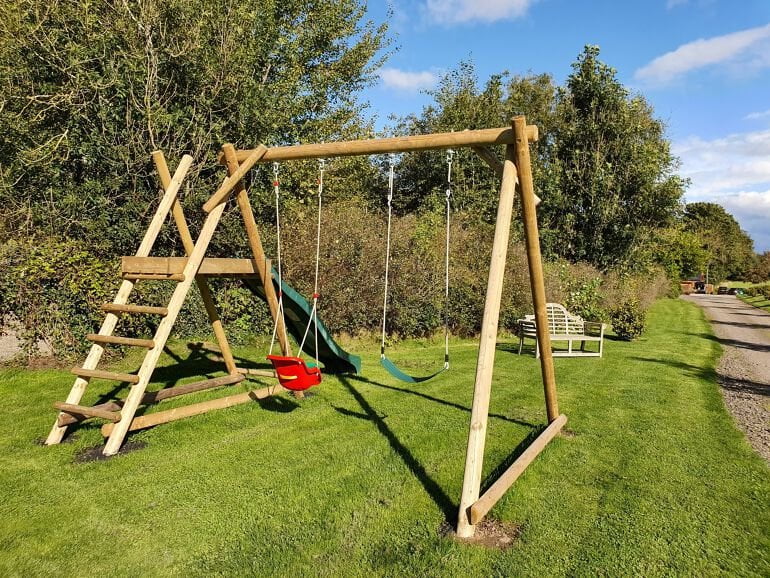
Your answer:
(683, 294), (770, 463)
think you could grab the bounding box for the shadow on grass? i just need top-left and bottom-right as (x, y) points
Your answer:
(686, 332), (770, 353)
(65, 341), (292, 440)
(479, 425), (546, 496)
(335, 375), (457, 523)
(711, 320), (770, 330)
(630, 356), (716, 382)
(347, 373), (538, 429)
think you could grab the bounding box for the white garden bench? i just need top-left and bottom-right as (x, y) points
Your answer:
(517, 303), (605, 358)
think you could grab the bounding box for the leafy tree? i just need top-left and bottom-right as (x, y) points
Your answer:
(747, 251), (770, 284)
(389, 62), (557, 220)
(542, 46), (687, 270)
(0, 0), (388, 254)
(683, 202), (755, 282)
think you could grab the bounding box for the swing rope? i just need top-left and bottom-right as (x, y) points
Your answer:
(299, 159), (324, 369)
(380, 151), (453, 384)
(269, 162), (286, 356)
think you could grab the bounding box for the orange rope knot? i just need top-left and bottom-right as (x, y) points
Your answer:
(312, 293), (320, 300)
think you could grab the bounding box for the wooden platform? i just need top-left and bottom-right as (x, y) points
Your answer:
(122, 257), (261, 278)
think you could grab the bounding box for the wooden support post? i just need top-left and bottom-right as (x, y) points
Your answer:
(513, 116), (559, 422)
(45, 155), (194, 446)
(456, 139), (519, 539)
(469, 414), (567, 524)
(102, 176), (234, 456)
(100, 385), (275, 436)
(153, 151), (239, 375)
(220, 143), (292, 357)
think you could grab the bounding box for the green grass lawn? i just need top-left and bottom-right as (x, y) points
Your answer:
(1, 299), (769, 576)
(740, 294), (770, 313)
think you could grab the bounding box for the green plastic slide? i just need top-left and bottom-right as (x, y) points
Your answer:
(243, 273), (361, 374)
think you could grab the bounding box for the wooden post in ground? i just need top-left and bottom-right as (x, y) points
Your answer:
(455, 137), (519, 539)
(512, 116), (559, 422)
(152, 151), (238, 375)
(220, 144), (291, 357)
(45, 155), (194, 446)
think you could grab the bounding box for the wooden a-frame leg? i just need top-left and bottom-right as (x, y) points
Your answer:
(514, 116), (559, 422)
(45, 155), (194, 446)
(153, 151), (238, 375)
(102, 198), (231, 456)
(221, 144), (292, 357)
(456, 141), (519, 538)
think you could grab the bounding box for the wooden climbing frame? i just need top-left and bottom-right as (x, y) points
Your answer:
(45, 116), (564, 540)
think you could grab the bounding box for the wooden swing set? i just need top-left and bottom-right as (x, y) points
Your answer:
(44, 115), (565, 539)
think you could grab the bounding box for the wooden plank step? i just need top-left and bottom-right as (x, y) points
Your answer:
(87, 334), (155, 348)
(101, 303), (168, 316)
(57, 401), (122, 427)
(71, 368), (140, 384)
(121, 256), (260, 278)
(54, 402), (121, 422)
(122, 272), (185, 281)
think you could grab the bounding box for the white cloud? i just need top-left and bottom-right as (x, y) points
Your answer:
(745, 109), (770, 121)
(379, 68), (438, 92)
(675, 129), (770, 250)
(634, 23), (770, 84)
(425, 0), (534, 24)
(666, 0), (688, 8)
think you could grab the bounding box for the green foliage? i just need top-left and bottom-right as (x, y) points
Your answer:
(609, 299), (646, 340)
(544, 46), (686, 270)
(0, 0), (388, 255)
(0, 238), (118, 356)
(683, 202), (756, 282)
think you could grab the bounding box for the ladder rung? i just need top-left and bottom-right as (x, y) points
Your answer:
(57, 401), (122, 426)
(101, 303), (168, 316)
(71, 368), (140, 384)
(54, 402), (121, 423)
(122, 273), (185, 281)
(87, 334), (155, 348)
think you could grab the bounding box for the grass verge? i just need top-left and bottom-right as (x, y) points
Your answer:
(0, 299), (768, 576)
(740, 294), (770, 313)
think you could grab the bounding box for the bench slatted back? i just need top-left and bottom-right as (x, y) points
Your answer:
(546, 303), (584, 334)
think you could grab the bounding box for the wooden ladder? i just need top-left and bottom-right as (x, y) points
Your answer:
(46, 148), (270, 456)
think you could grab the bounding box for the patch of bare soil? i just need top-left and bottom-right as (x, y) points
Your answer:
(74, 440), (147, 463)
(441, 519), (523, 549)
(683, 295), (770, 464)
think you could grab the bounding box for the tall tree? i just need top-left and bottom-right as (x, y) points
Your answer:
(0, 0), (388, 253)
(542, 45), (686, 270)
(390, 62), (557, 220)
(683, 202), (755, 282)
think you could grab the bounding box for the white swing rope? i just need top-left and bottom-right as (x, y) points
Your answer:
(269, 162), (286, 356)
(443, 149), (453, 369)
(380, 151), (452, 369)
(380, 154), (396, 359)
(299, 158), (324, 368)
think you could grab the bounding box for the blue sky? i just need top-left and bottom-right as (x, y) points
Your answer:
(361, 0), (770, 252)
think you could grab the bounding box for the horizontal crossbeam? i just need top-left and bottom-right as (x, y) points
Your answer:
(220, 125), (539, 164)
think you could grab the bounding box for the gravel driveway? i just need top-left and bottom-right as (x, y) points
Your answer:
(683, 294), (770, 463)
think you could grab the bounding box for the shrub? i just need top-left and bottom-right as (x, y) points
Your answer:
(609, 300), (646, 341)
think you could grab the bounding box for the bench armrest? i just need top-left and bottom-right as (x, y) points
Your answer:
(583, 321), (605, 337)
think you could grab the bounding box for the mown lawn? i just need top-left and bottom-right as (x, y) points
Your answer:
(1, 299), (769, 576)
(740, 294), (770, 313)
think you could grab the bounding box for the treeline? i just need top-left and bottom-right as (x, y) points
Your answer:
(0, 2), (762, 357)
